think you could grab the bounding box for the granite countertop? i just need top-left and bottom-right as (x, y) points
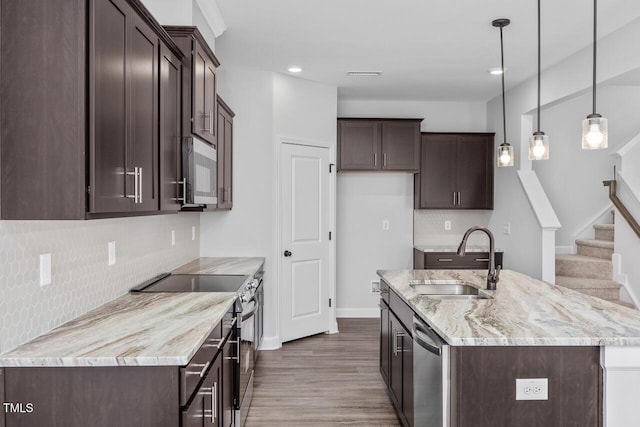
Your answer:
(173, 257), (265, 276)
(378, 269), (640, 346)
(414, 245), (503, 253)
(0, 292), (237, 367)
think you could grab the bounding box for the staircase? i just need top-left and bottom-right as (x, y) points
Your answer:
(556, 223), (635, 309)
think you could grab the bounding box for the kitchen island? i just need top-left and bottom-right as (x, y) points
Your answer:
(378, 268), (640, 427)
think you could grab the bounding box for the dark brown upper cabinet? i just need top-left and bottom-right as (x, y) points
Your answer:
(216, 96), (235, 210)
(414, 132), (495, 210)
(159, 44), (184, 211)
(337, 119), (422, 172)
(163, 26), (220, 147)
(0, 0), (183, 220)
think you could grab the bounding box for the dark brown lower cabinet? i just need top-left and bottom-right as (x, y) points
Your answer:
(379, 300), (390, 384)
(450, 346), (601, 427)
(1, 312), (237, 427)
(384, 305), (413, 427)
(413, 249), (504, 270)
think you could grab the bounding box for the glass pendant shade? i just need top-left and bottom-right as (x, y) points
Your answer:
(529, 131), (549, 160)
(497, 143), (514, 167)
(581, 114), (608, 150)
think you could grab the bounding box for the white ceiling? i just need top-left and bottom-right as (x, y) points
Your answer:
(215, 0), (640, 102)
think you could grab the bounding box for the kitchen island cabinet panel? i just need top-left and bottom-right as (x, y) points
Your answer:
(450, 346), (601, 427)
(3, 366), (179, 427)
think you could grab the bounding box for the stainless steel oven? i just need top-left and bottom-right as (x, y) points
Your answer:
(182, 136), (217, 206)
(238, 290), (257, 426)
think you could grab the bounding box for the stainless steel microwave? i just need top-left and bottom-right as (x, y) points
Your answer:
(182, 136), (217, 205)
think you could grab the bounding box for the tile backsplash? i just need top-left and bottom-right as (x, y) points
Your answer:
(0, 213), (199, 354)
(414, 210), (493, 247)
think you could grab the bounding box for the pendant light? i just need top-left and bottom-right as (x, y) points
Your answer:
(494, 19), (514, 167)
(529, 0), (549, 160)
(582, 0), (608, 149)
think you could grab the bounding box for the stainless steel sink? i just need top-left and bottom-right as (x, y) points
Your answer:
(409, 280), (492, 300)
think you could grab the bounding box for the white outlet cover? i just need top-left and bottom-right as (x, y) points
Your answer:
(516, 378), (548, 400)
(370, 281), (381, 294)
(39, 253), (52, 287)
(445, 220), (452, 231)
(504, 222), (511, 235)
(192, 226), (196, 241)
(171, 230), (176, 246)
(108, 241), (116, 266)
(382, 220), (390, 231)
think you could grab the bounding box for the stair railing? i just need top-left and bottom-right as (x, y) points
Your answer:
(603, 180), (640, 239)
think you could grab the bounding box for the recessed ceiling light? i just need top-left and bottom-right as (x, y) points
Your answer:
(288, 66), (302, 73)
(347, 71), (383, 76)
(489, 67), (506, 75)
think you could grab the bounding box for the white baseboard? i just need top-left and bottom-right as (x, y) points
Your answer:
(336, 308), (380, 318)
(259, 336), (281, 351)
(613, 253), (640, 308)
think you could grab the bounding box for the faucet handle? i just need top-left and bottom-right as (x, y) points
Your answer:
(493, 264), (502, 282)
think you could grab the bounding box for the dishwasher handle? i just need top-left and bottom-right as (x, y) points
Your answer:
(413, 318), (443, 356)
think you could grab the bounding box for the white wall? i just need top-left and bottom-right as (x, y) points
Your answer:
(336, 99), (491, 314)
(0, 214), (200, 354)
(532, 86), (640, 247)
(200, 57), (337, 345)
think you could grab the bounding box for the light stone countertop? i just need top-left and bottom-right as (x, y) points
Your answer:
(378, 269), (640, 346)
(0, 292), (237, 367)
(414, 245), (503, 253)
(173, 257), (265, 276)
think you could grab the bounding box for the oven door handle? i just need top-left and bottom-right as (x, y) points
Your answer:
(241, 298), (258, 322)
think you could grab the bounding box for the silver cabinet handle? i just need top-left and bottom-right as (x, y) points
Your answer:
(212, 382), (217, 423)
(457, 191), (461, 206)
(374, 152), (377, 167)
(393, 329), (406, 356)
(437, 258), (453, 262)
(475, 258), (490, 262)
(452, 192), (456, 206)
(187, 361), (210, 378)
(174, 180), (186, 202)
(203, 338), (224, 350)
(126, 167), (138, 202)
(383, 152), (387, 167)
(210, 110), (214, 135)
(224, 340), (240, 361)
(138, 167), (142, 203)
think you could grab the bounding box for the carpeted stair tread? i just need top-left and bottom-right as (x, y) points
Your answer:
(593, 224), (614, 230)
(575, 239), (614, 249)
(555, 254), (612, 280)
(555, 276), (621, 289)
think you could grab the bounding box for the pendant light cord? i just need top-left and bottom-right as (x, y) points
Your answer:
(537, 0), (541, 132)
(592, 0), (597, 114)
(500, 26), (507, 143)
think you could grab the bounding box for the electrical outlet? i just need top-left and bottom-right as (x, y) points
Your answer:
(371, 281), (381, 294)
(382, 220), (390, 231)
(192, 226), (196, 241)
(171, 230), (176, 246)
(516, 378), (548, 400)
(504, 222), (511, 235)
(39, 253), (52, 287)
(445, 220), (452, 231)
(108, 241), (116, 266)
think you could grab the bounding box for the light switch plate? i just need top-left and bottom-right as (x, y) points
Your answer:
(504, 223), (511, 235)
(516, 378), (548, 400)
(382, 220), (390, 231)
(445, 220), (452, 231)
(171, 230), (176, 246)
(192, 226), (196, 241)
(108, 241), (116, 266)
(39, 253), (52, 287)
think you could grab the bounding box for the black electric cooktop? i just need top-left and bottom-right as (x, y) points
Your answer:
(130, 274), (249, 293)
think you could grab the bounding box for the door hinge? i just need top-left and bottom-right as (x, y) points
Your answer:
(86, 185), (91, 195)
(329, 163), (335, 173)
(329, 298), (332, 308)
(329, 231), (332, 240)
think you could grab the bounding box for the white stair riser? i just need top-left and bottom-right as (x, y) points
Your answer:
(577, 243), (614, 260)
(556, 259), (612, 280)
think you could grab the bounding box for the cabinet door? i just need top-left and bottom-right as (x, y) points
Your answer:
(456, 135), (494, 209)
(222, 335), (236, 427)
(338, 120), (381, 170)
(160, 44), (183, 211)
(216, 99), (234, 210)
(90, 0), (131, 213)
(381, 121), (420, 171)
(380, 300), (390, 386)
(182, 355), (222, 427)
(415, 134), (457, 209)
(129, 14), (159, 211)
(388, 312), (404, 411)
(192, 41), (215, 144)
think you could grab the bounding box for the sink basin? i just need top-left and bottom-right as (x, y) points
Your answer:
(409, 281), (492, 300)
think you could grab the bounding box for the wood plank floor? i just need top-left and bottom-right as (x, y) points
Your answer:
(245, 318), (401, 426)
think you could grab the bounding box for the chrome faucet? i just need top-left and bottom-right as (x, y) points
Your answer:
(457, 226), (500, 290)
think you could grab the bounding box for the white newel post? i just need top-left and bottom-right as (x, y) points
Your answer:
(601, 346), (640, 427)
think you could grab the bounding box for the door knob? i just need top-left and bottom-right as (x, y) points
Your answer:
(283, 250), (292, 257)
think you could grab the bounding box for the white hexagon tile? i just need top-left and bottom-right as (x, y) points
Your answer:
(0, 213), (200, 354)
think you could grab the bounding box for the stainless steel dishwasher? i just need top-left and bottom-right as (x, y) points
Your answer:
(412, 316), (449, 427)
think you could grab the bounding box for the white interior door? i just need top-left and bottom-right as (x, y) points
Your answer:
(281, 142), (331, 343)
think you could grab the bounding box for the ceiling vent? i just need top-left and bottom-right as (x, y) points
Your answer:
(347, 71), (382, 76)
